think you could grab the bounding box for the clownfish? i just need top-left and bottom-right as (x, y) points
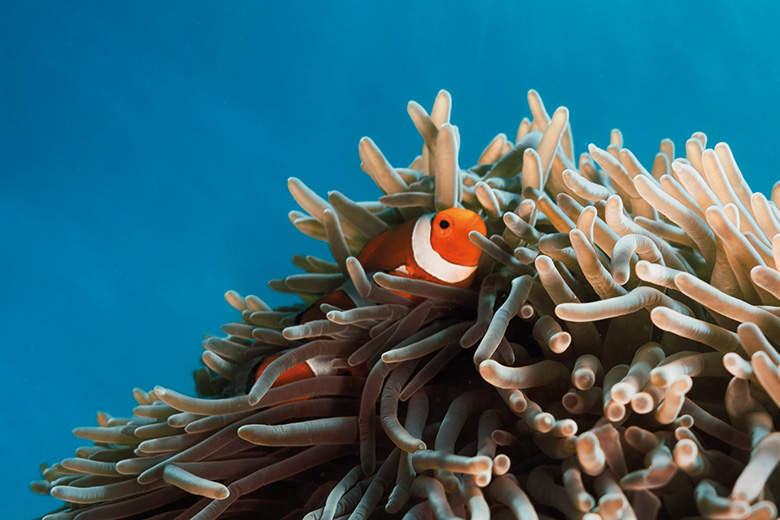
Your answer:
(248, 352), (339, 392)
(299, 206), (487, 322)
(356, 206), (487, 288)
(249, 207), (486, 389)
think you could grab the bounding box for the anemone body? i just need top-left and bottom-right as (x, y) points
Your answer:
(34, 90), (780, 520)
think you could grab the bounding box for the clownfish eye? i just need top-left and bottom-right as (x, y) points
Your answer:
(438, 219), (451, 230)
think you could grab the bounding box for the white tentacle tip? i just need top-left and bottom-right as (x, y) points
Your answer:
(552, 106), (569, 121)
(478, 359), (499, 378)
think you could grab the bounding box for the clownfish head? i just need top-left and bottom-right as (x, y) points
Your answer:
(429, 207), (486, 266)
(411, 207), (486, 285)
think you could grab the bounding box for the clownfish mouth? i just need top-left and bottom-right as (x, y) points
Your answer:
(411, 214), (479, 284)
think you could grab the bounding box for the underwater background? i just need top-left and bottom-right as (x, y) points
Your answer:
(2, 1), (779, 517)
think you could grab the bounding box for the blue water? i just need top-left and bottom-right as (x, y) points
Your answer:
(2, 1), (779, 517)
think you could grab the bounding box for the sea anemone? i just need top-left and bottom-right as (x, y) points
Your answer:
(33, 90), (780, 520)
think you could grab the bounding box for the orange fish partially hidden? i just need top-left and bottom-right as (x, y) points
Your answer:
(250, 207), (486, 389)
(356, 206), (486, 287)
(301, 206), (486, 322)
(250, 352), (336, 389)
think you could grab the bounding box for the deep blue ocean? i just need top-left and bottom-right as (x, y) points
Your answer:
(2, 1), (779, 518)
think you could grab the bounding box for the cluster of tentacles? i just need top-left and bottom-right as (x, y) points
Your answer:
(34, 90), (780, 520)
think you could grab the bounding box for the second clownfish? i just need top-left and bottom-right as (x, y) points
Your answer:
(250, 207), (487, 388)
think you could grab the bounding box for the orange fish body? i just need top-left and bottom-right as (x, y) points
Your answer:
(297, 207), (486, 322)
(357, 207), (486, 287)
(249, 351), (348, 399)
(252, 207), (486, 388)
(253, 353), (316, 387)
